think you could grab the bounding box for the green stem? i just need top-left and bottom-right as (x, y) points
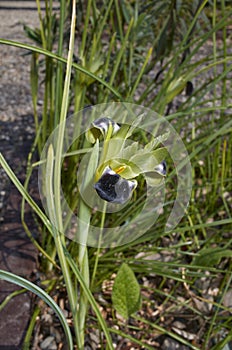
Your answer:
(90, 202), (107, 290)
(78, 200), (90, 348)
(36, 0), (46, 48)
(46, 144), (81, 348)
(109, 17), (134, 86)
(212, 0), (217, 123)
(0, 288), (26, 312)
(80, 0), (92, 59)
(128, 47), (153, 100)
(77, 140), (99, 348)
(55, 0), (66, 127)
(46, 1), (81, 346)
(23, 306), (41, 350)
(53, 0), (76, 234)
(221, 0), (227, 118)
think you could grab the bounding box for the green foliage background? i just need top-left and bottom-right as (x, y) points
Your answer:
(0, 0), (232, 349)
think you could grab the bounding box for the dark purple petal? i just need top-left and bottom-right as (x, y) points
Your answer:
(94, 167), (136, 204)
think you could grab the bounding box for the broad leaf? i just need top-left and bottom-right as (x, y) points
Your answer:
(112, 263), (141, 320)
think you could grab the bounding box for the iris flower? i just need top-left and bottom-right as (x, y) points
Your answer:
(86, 117), (167, 204)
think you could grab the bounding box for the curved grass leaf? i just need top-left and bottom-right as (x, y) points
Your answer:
(0, 38), (122, 100)
(0, 269), (73, 350)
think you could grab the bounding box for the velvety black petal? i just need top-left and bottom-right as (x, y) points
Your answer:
(94, 167), (136, 204)
(94, 168), (120, 202)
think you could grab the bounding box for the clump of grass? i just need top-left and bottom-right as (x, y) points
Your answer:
(0, 0), (232, 349)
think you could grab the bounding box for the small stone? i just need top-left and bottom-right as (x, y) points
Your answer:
(40, 336), (57, 350)
(162, 337), (189, 350)
(41, 313), (53, 324)
(61, 309), (69, 318)
(89, 330), (100, 344)
(222, 289), (232, 309)
(50, 326), (62, 343)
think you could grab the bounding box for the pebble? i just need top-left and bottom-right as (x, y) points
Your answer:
(162, 337), (189, 350)
(223, 289), (232, 309)
(40, 336), (57, 350)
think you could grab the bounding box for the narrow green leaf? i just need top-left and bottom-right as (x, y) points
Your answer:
(0, 270), (73, 349)
(0, 153), (51, 232)
(192, 248), (232, 267)
(0, 39), (122, 100)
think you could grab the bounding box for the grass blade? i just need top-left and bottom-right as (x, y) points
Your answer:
(0, 269), (73, 349)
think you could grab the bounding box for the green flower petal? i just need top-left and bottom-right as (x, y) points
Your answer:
(109, 159), (140, 179)
(145, 172), (165, 186)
